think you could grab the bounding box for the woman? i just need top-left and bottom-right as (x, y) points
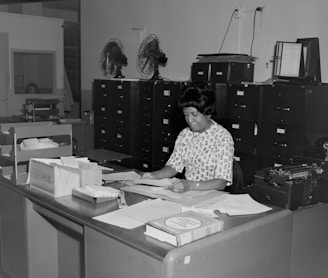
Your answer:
(141, 84), (234, 193)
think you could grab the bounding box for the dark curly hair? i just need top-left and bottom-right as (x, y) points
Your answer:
(178, 83), (216, 116)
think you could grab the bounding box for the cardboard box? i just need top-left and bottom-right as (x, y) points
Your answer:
(28, 158), (102, 197)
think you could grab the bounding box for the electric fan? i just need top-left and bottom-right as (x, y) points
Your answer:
(137, 34), (167, 80)
(101, 38), (128, 78)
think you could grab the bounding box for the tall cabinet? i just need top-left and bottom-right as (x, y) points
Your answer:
(93, 79), (328, 185)
(223, 83), (260, 185)
(93, 79), (185, 171)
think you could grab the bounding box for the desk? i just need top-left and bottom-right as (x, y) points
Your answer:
(0, 177), (327, 278)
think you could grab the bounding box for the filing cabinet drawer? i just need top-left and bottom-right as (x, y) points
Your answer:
(152, 140), (174, 167)
(133, 135), (153, 160)
(261, 86), (306, 125)
(153, 113), (180, 142)
(191, 62), (254, 83)
(257, 123), (304, 157)
(191, 63), (209, 82)
(93, 79), (132, 107)
(226, 84), (260, 121)
(137, 120), (153, 137)
(93, 79), (111, 104)
(256, 155), (292, 169)
(94, 104), (110, 118)
(138, 82), (154, 107)
(106, 131), (132, 154)
(94, 128), (110, 149)
(131, 157), (153, 172)
(211, 62), (254, 83)
(139, 97), (153, 112)
(226, 120), (257, 153)
(153, 82), (181, 106)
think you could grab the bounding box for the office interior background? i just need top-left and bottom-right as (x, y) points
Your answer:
(0, 2), (328, 278)
(0, 0), (327, 118)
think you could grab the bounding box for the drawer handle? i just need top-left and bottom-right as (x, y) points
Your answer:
(273, 141), (288, 148)
(276, 106), (290, 112)
(235, 137), (242, 142)
(264, 194), (271, 202)
(234, 104), (246, 109)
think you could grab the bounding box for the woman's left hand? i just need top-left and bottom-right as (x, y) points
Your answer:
(165, 179), (193, 193)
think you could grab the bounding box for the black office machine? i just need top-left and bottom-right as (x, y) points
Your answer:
(249, 164), (323, 210)
(24, 98), (59, 122)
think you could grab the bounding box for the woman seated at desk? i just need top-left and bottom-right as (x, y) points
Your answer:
(141, 83), (234, 193)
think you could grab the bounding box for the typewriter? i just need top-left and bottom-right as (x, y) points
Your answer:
(252, 164), (324, 210)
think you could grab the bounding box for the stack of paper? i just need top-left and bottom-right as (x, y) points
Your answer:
(189, 193), (272, 216)
(93, 199), (184, 229)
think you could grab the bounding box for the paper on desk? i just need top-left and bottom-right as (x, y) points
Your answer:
(102, 172), (176, 187)
(98, 165), (114, 172)
(128, 178), (177, 187)
(121, 185), (219, 206)
(102, 170), (141, 181)
(93, 198), (183, 229)
(189, 193), (272, 216)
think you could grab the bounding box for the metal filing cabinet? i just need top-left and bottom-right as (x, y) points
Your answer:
(132, 81), (154, 171)
(152, 81), (185, 170)
(93, 79), (138, 167)
(224, 83), (260, 186)
(257, 84), (307, 169)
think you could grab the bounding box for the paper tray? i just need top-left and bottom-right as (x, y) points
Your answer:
(72, 188), (118, 203)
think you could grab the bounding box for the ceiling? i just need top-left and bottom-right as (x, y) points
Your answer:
(0, 0), (79, 11)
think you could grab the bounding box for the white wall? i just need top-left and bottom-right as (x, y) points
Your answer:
(0, 12), (64, 116)
(81, 0), (328, 88)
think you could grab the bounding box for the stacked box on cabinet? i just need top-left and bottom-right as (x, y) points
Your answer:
(223, 83), (261, 186)
(192, 62), (254, 83)
(93, 79), (139, 167)
(256, 84), (307, 169)
(0, 122), (72, 185)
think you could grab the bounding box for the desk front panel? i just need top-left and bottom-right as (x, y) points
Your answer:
(164, 209), (292, 278)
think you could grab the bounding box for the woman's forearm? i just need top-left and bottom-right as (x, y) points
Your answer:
(152, 165), (178, 179)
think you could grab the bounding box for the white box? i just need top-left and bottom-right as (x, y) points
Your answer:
(28, 158), (102, 197)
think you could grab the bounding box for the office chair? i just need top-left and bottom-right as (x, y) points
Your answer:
(225, 160), (245, 194)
